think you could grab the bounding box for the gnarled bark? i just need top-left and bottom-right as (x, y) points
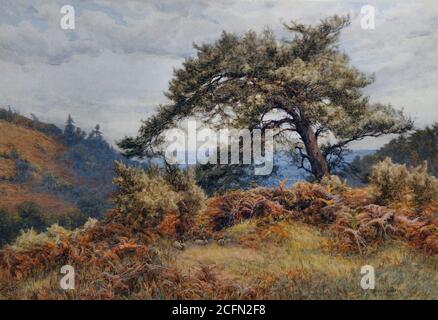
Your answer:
(296, 121), (329, 180)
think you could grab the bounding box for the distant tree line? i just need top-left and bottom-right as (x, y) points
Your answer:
(347, 123), (438, 182)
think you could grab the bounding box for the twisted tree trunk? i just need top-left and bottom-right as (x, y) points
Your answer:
(296, 121), (329, 180)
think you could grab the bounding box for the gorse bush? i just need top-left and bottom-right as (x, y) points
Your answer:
(163, 165), (206, 235)
(113, 161), (180, 228)
(370, 158), (410, 203)
(409, 162), (438, 206)
(11, 228), (55, 253)
(370, 158), (438, 206)
(9, 221), (93, 253)
(112, 162), (206, 235)
(319, 175), (348, 193)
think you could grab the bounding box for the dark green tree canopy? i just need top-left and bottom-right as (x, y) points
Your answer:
(119, 15), (412, 179)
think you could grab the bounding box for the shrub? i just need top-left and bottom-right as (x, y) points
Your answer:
(14, 157), (34, 183)
(369, 158), (410, 203)
(319, 175), (347, 193)
(163, 165), (206, 235)
(11, 229), (53, 253)
(41, 174), (74, 193)
(9, 223), (73, 253)
(16, 201), (48, 231)
(41, 173), (109, 219)
(1, 202), (53, 247)
(112, 162), (206, 238)
(408, 162), (438, 206)
(0, 209), (21, 247)
(112, 161), (181, 228)
(77, 194), (107, 218)
(0, 150), (35, 182)
(1, 217), (153, 282)
(370, 158), (438, 206)
(53, 208), (88, 229)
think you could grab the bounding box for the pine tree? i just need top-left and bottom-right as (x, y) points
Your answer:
(118, 15), (412, 180)
(88, 124), (103, 140)
(63, 114), (76, 145)
(63, 114), (85, 145)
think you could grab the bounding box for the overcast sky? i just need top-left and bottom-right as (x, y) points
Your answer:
(1, 0), (437, 149)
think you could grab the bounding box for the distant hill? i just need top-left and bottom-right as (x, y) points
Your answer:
(0, 107), (63, 139)
(0, 107), (139, 245)
(193, 149), (376, 195)
(260, 149), (376, 188)
(0, 118), (74, 211)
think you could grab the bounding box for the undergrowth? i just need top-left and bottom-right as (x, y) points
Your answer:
(0, 160), (436, 299)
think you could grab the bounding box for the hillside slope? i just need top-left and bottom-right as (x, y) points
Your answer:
(0, 109), (138, 246)
(0, 120), (76, 214)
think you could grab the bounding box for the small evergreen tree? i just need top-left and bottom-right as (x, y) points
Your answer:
(63, 114), (86, 145)
(75, 127), (86, 140)
(63, 114), (76, 145)
(88, 124), (103, 140)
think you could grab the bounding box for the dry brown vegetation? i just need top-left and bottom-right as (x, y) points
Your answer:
(205, 178), (437, 255)
(0, 158), (16, 180)
(0, 121), (72, 181)
(0, 159), (436, 299)
(0, 183), (76, 215)
(0, 121), (78, 217)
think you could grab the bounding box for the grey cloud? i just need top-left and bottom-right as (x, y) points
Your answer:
(0, 0), (437, 148)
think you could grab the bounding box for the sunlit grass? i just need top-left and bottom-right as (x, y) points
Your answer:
(174, 219), (438, 299)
